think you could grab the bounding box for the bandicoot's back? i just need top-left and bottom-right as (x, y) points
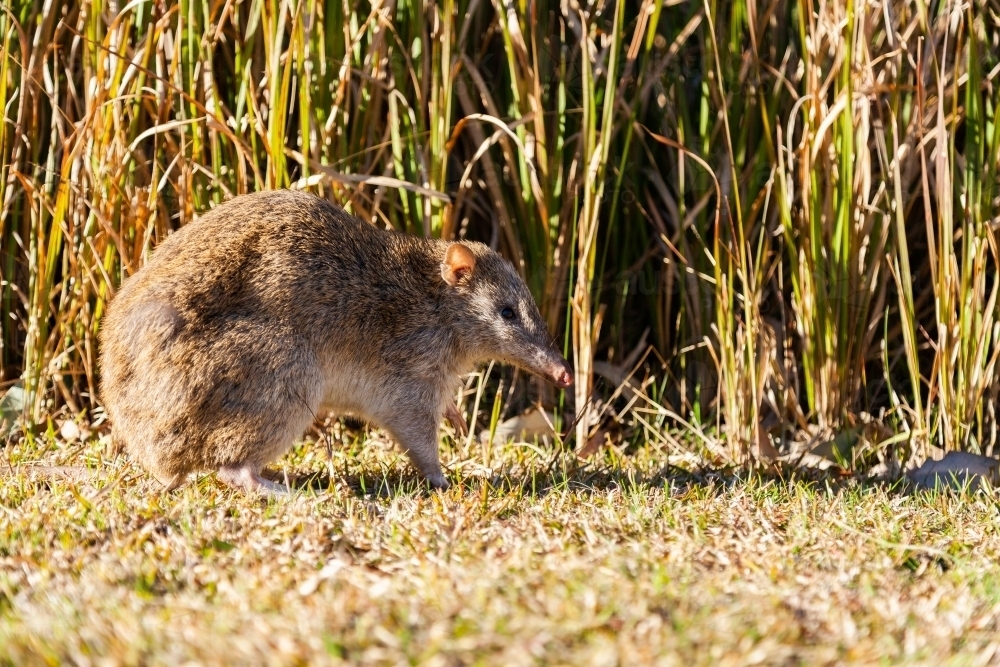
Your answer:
(100, 190), (572, 494)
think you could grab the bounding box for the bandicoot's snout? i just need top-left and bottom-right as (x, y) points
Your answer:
(533, 351), (573, 388)
(550, 358), (574, 388)
(510, 344), (574, 389)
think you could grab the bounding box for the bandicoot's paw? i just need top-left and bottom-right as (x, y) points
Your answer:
(218, 465), (291, 497)
(427, 474), (450, 490)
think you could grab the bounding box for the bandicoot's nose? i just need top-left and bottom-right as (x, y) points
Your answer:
(552, 361), (574, 388)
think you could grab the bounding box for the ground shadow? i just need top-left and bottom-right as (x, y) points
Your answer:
(263, 452), (920, 502)
(259, 467), (443, 498)
(255, 455), (787, 501)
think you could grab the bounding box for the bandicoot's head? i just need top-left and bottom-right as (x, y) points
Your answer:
(441, 242), (573, 388)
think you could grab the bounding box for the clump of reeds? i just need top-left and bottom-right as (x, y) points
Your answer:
(1, 0), (996, 470)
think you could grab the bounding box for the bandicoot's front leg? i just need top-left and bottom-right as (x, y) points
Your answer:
(382, 410), (449, 489)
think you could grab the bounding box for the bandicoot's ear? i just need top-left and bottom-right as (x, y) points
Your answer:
(441, 243), (476, 287)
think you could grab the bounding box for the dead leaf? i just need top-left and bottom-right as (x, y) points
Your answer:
(809, 427), (863, 466)
(906, 452), (999, 491)
(481, 407), (556, 445)
(445, 400), (469, 437)
(755, 424), (780, 462)
(576, 424), (614, 459)
(1, 383), (25, 438)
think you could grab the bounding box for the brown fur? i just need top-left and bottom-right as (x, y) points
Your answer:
(99, 190), (572, 493)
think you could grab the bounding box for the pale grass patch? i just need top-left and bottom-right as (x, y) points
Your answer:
(3, 431), (1000, 665)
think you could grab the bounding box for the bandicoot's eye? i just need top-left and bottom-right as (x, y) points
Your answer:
(501, 306), (517, 321)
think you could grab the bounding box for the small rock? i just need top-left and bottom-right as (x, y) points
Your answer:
(60, 419), (81, 442)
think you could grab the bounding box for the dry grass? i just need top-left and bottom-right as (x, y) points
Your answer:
(3, 428), (1000, 665)
(2, 1), (999, 662)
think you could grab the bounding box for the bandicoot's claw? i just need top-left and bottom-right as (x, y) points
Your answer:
(445, 400), (469, 438)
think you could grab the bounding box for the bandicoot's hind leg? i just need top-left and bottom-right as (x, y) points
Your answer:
(218, 464), (290, 496)
(199, 330), (323, 497)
